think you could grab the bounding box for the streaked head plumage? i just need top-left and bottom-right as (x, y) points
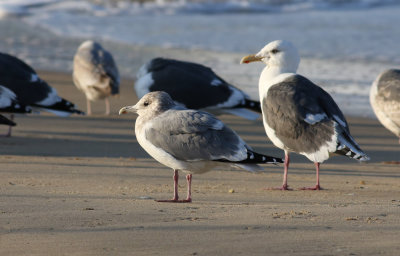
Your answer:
(119, 91), (176, 117)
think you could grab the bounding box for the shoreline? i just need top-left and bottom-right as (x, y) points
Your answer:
(1, 18), (397, 118)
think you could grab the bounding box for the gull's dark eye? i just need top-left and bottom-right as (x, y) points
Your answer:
(271, 49), (280, 54)
(143, 101), (149, 106)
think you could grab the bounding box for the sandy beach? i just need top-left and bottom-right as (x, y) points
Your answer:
(0, 71), (399, 255)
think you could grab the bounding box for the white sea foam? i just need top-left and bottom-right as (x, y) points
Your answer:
(1, 0), (398, 17)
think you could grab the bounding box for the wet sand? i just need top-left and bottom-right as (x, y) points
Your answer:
(0, 71), (399, 256)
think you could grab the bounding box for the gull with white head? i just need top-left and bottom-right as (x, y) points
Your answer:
(119, 91), (283, 202)
(241, 40), (369, 190)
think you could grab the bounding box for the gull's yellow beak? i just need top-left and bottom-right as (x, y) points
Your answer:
(240, 54), (262, 64)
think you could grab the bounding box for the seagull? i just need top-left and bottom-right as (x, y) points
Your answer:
(119, 91), (283, 202)
(73, 40), (120, 115)
(0, 52), (84, 117)
(370, 69), (400, 143)
(135, 57), (261, 120)
(240, 40), (369, 190)
(0, 85), (31, 137)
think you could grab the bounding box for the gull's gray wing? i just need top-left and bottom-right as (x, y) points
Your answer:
(264, 74), (365, 158)
(98, 49), (120, 94)
(145, 109), (248, 161)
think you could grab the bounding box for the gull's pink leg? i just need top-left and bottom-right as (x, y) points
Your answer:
(105, 98), (110, 115)
(300, 162), (322, 190)
(172, 169), (179, 200)
(265, 151), (292, 190)
(86, 99), (92, 115)
(4, 114), (14, 137)
(185, 174), (192, 202)
(5, 126), (11, 137)
(157, 169), (179, 202)
(157, 170), (191, 203)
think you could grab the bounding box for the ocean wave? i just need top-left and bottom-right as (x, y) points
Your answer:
(0, 0), (399, 18)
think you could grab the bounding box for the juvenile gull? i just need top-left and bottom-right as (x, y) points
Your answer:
(370, 69), (400, 143)
(73, 40), (120, 115)
(119, 91), (283, 202)
(135, 58), (261, 120)
(241, 40), (369, 190)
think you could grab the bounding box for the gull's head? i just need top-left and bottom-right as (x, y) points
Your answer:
(240, 40), (300, 72)
(119, 91), (176, 117)
(77, 40), (103, 52)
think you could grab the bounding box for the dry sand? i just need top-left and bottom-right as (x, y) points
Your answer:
(0, 71), (399, 256)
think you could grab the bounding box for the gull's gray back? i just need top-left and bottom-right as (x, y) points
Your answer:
(145, 109), (248, 161)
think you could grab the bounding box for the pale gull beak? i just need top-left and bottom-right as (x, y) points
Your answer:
(240, 54), (263, 64)
(119, 105), (137, 115)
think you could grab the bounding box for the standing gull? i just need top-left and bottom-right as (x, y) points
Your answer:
(135, 58), (261, 120)
(370, 69), (400, 143)
(119, 91), (283, 202)
(241, 40), (369, 190)
(73, 40), (120, 115)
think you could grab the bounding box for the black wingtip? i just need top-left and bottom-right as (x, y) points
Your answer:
(335, 146), (370, 162)
(335, 133), (370, 162)
(70, 108), (86, 115)
(33, 98), (85, 116)
(236, 99), (262, 113)
(0, 115), (16, 126)
(215, 150), (283, 165)
(244, 150), (284, 164)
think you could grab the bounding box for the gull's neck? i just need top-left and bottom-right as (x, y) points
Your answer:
(259, 65), (296, 100)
